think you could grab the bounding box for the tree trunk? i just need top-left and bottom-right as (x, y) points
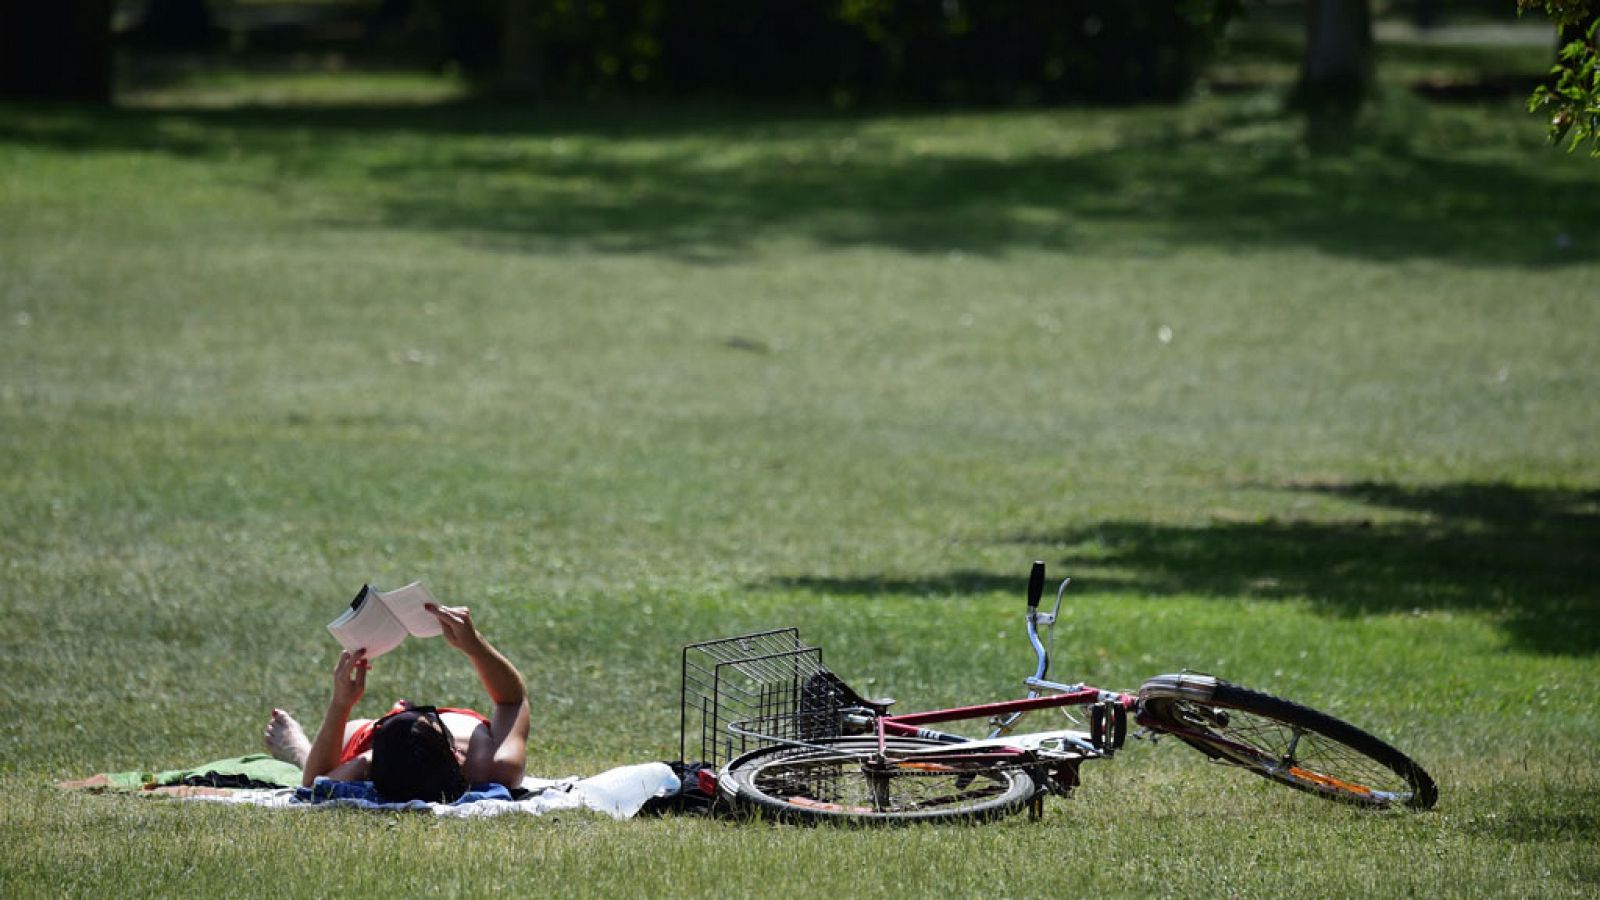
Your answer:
(1413, 0), (1439, 32)
(0, 0), (114, 104)
(500, 0), (540, 96)
(1296, 0), (1373, 111)
(132, 0), (217, 50)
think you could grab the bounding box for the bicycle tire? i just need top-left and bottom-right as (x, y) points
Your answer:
(720, 737), (1038, 824)
(1138, 674), (1438, 810)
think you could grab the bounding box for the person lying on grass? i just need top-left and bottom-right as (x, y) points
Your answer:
(263, 603), (531, 803)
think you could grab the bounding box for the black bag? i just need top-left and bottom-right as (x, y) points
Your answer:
(639, 761), (722, 816)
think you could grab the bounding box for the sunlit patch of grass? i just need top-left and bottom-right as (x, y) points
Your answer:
(119, 67), (472, 109)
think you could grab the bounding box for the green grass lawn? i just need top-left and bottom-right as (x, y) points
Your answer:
(3, 46), (1599, 897)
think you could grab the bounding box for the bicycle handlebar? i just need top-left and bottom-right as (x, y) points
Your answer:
(1025, 561), (1049, 682)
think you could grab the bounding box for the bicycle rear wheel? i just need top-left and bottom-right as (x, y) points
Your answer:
(1138, 674), (1437, 810)
(720, 737), (1037, 824)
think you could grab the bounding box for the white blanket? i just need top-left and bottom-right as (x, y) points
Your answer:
(186, 762), (680, 820)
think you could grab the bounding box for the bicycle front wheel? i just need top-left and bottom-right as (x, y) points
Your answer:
(720, 737), (1037, 824)
(1138, 674), (1437, 810)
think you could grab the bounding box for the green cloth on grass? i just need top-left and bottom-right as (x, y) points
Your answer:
(99, 754), (302, 790)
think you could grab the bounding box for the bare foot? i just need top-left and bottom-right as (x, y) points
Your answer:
(263, 708), (311, 768)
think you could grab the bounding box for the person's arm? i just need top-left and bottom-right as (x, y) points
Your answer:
(300, 648), (369, 787)
(427, 604), (531, 786)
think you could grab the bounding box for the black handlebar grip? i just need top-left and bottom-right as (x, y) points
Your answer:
(1027, 560), (1045, 610)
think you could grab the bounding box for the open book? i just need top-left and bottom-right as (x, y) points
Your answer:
(326, 582), (443, 659)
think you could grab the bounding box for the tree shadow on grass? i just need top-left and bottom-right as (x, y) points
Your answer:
(767, 482), (1600, 657)
(768, 569), (1022, 599)
(1455, 804), (1600, 845)
(1, 99), (1595, 265)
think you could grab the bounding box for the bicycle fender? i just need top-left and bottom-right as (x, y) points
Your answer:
(1138, 672), (1221, 704)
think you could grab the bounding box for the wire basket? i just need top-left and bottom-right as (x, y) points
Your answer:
(680, 629), (854, 769)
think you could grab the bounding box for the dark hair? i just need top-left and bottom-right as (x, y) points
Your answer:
(369, 708), (468, 804)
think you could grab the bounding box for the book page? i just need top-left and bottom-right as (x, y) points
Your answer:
(327, 585), (410, 659)
(376, 582), (444, 639)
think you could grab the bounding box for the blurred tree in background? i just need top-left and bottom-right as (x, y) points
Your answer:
(0, 0), (1235, 106)
(0, 1), (113, 103)
(1295, 0), (1374, 112)
(129, 0), (219, 49)
(500, 0), (541, 95)
(441, 0), (1234, 105)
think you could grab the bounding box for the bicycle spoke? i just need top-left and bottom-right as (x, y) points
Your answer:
(749, 756), (1018, 814)
(1176, 701), (1416, 800)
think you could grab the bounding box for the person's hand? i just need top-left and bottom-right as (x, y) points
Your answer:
(331, 648), (368, 709)
(426, 603), (487, 655)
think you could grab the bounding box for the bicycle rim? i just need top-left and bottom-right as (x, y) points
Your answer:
(1140, 678), (1438, 810)
(722, 737), (1037, 824)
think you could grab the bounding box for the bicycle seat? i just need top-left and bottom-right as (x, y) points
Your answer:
(804, 670), (895, 715)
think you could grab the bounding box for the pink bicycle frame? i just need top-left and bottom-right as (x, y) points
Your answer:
(875, 688), (1136, 756)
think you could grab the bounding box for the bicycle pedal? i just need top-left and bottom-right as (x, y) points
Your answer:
(1089, 701), (1127, 753)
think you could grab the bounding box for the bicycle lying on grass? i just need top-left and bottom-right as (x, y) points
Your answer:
(680, 562), (1437, 824)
